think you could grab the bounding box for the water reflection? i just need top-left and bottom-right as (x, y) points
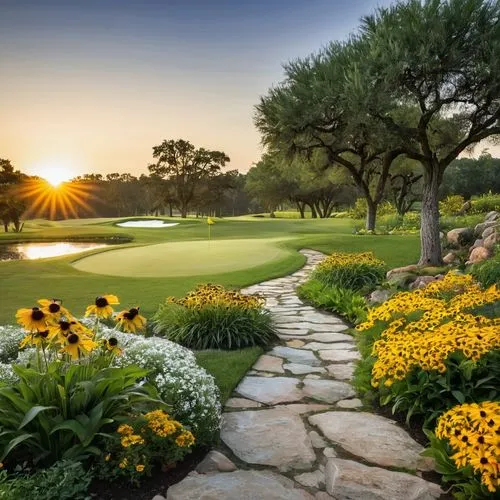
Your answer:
(0, 242), (108, 261)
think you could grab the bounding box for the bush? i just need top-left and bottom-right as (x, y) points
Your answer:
(439, 195), (465, 216)
(349, 198), (395, 220)
(469, 250), (500, 287)
(107, 331), (221, 446)
(297, 279), (367, 324)
(439, 213), (485, 232)
(152, 284), (278, 351)
(356, 273), (500, 425)
(470, 192), (500, 214)
(312, 252), (386, 292)
(0, 460), (93, 500)
(0, 326), (24, 363)
(423, 402), (499, 497)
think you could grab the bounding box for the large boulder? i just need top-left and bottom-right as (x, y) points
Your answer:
(470, 238), (484, 252)
(466, 246), (490, 265)
(368, 289), (392, 304)
(485, 211), (499, 222)
(474, 220), (499, 238)
(386, 265), (419, 279)
(484, 231), (500, 250)
(409, 275), (442, 290)
(482, 226), (497, 240)
(446, 227), (474, 247)
(443, 252), (459, 265)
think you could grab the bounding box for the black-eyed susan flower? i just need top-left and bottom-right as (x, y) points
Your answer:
(49, 319), (91, 344)
(105, 337), (123, 356)
(115, 307), (146, 333)
(85, 295), (119, 319)
(135, 464), (145, 472)
(37, 298), (71, 319)
(19, 329), (52, 348)
(61, 332), (98, 360)
(16, 307), (48, 331)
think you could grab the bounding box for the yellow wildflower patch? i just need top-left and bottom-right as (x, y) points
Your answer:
(316, 251), (385, 272)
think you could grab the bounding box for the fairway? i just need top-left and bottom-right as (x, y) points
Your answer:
(72, 237), (291, 277)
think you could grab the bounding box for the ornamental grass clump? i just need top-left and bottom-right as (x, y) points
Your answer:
(424, 402), (500, 497)
(152, 284), (278, 350)
(356, 273), (500, 424)
(312, 252), (386, 291)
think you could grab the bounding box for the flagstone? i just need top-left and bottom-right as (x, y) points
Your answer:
(225, 397), (263, 409)
(305, 332), (353, 343)
(302, 379), (356, 403)
(283, 363), (326, 375)
(270, 346), (321, 366)
(252, 354), (284, 373)
(326, 363), (355, 380)
(235, 376), (303, 404)
(299, 341), (355, 351)
(319, 350), (361, 362)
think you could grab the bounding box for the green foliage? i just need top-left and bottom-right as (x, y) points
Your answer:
(297, 279), (367, 324)
(350, 199), (395, 220)
(439, 214), (485, 232)
(0, 357), (158, 466)
(152, 303), (278, 350)
(377, 212), (421, 233)
(469, 250), (500, 287)
(0, 460), (92, 500)
(422, 431), (496, 499)
(470, 193), (500, 214)
(439, 195), (465, 216)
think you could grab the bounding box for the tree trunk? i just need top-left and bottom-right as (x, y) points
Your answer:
(419, 168), (443, 265)
(3, 222), (8, 232)
(180, 207), (188, 218)
(310, 204), (318, 218)
(366, 199), (377, 231)
(296, 202), (305, 219)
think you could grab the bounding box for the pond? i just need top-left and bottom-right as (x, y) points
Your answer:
(116, 220), (179, 228)
(0, 242), (109, 261)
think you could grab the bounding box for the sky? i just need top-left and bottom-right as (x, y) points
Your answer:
(0, 0), (393, 178)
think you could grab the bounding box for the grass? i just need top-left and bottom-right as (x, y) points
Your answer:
(0, 216), (419, 401)
(195, 347), (263, 403)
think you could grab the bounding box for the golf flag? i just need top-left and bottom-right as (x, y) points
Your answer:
(207, 217), (215, 225)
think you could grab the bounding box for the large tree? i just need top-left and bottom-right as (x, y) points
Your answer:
(0, 159), (26, 232)
(148, 139), (229, 218)
(356, 0), (500, 264)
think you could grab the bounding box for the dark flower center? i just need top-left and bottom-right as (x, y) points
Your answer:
(480, 410), (487, 418)
(108, 337), (118, 347)
(480, 457), (488, 464)
(31, 308), (44, 321)
(124, 308), (139, 320)
(67, 333), (79, 344)
(49, 303), (61, 313)
(95, 297), (109, 307)
(461, 435), (468, 443)
(59, 321), (70, 331)
(477, 436), (485, 444)
(39, 330), (49, 338)
(487, 419), (494, 427)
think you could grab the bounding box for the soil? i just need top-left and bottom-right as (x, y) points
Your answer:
(88, 447), (208, 500)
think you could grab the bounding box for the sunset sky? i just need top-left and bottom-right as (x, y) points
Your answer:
(1, 0), (494, 180)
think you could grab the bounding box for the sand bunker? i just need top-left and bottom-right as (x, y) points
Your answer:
(116, 220), (179, 228)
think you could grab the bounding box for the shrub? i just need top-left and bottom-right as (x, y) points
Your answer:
(107, 330), (221, 446)
(440, 214), (485, 232)
(470, 192), (500, 214)
(97, 409), (195, 485)
(349, 198), (396, 220)
(356, 273), (500, 425)
(423, 402), (499, 497)
(440, 195), (465, 216)
(0, 326), (24, 363)
(469, 250), (500, 287)
(297, 279), (367, 324)
(152, 284), (278, 350)
(0, 460), (93, 500)
(312, 252), (386, 292)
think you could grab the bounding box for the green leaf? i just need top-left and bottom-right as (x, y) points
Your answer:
(451, 390), (465, 404)
(1, 433), (34, 461)
(18, 405), (57, 430)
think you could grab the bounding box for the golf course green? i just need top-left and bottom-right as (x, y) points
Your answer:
(72, 237), (291, 277)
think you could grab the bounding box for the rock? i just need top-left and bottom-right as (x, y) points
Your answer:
(386, 264), (419, 279)
(221, 408), (316, 471)
(409, 275), (439, 290)
(443, 252), (458, 265)
(166, 470), (315, 500)
(295, 470), (325, 489)
(152, 496), (167, 500)
(309, 430), (327, 448)
(466, 246), (490, 265)
(195, 451), (237, 474)
(367, 289), (392, 304)
(304, 332), (354, 343)
(309, 412), (432, 471)
(323, 447), (337, 458)
(302, 379), (356, 403)
(482, 226), (497, 239)
(315, 493), (334, 500)
(280, 403), (331, 414)
(474, 220), (499, 237)
(280, 322), (347, 333)
(447, 227), (474, 246)
(252, 355), (284, 373)
(470, 238), (484, 251)
(287, 339), (305, 348)
(283, 363), (326, 375)
(484, 231), (500, 249)
(225, 397), (263, 409)
(326, 363), (355, 380)
(324, 458), (442, 500)
(300, 341), (355, 351)
(386, 271), (418, 289)
(336, 398), (363, 409)
(485, 210), (499, 222)
(270, 346), (322, 366)
(318, 350), (361, 363)
(235, 376), (303, 405)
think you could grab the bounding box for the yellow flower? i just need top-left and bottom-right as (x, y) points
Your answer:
(16, 307), (48, 331)
(121, 434), (145, 448)
(37, 298), (71, 319)
(105, 337), (123, 355)
(49, 319), (90, 345)
(135, 464), (145, 472)
(19, 329), (52, 348)
(104, 454), (111, 462)
(61, 332), (98, 360)
(85, 295), (119, 319)
(117, 424), (134, 436)
(115, 308), (146, 333)
(175, 431), (195, 448)
(118, 458), (128, 469)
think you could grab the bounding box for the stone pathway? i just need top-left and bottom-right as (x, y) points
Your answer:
(167, 250), (443, 500)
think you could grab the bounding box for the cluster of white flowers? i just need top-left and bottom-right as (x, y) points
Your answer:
(0, 325), (25, 363)
(99, 327), (222, 445)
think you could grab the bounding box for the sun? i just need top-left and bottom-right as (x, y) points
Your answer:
(40, 167), (74, 187)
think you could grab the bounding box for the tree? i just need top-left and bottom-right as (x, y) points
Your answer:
(148, 139), (230, 218)
(388, 157), (423, 216)
(0, 159), (26, 232)
(356, 0), (500, 264)
(255, 42), (405, 230)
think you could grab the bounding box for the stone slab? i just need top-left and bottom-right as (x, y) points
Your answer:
(283, 363), (326, 375)
(319, 350), (361, 363)
(270, 346), (322, 366)
(252, 354), (284, 373)
(326, 364), (355, 380)
(302, 379), (356, 403)
(304, 333), (354, 343)
(225, 397), (263, 409)
(300, 342), (355, 351)
(235, 376), (303, 405)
